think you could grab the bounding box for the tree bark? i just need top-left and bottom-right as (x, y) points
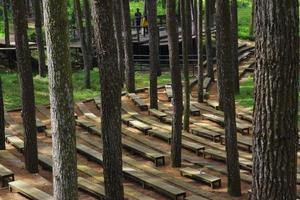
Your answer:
(230, 0), (239, 94)
(12, 0), (38, 174)
(82, 0), (94, 70)
(197, 0), (203, 103)
(32, 0), (47, 77)
(251, 0), (299, 199)
(3, 0), (10, 46)
(216, 0), (241, 196)
(167, 0), (183, 168)
(147, 0), (159, 109)
(0, 78), (5, 150)
(122, 0), (135, 92)
(181, 0), (190, 132)
(75, 0), (91, 89)
(43, 0), (78, 199)
(91, 0), (124, 199)
(205, 0), (214, 80)
(113, 0), (125, 84)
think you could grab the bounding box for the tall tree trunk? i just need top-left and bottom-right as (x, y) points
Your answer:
(91, 0), (124, 199)
(197, 0), (203, 103)
(113, 0), (125, 84)
(249, 0), (255, 39)
(0, 78), (5, 150)
(181, 0), (190, 132)
(192, 0), (197, 39)
(82, 0), (93, 70)
(251, 0), (299, 199)
(12, 0), (38, 174)
(230, 0), (239, 94)
(75, 0), (91, 89)
(122, 0), (135, 92)
(216, 0), (241, 196)
(32, 0), (47, 77)
(205, 0), (214, 80)
(147, 0), (159, 109)
(43, 0), (78, 199)
(167, 0), (183, 168)
(3, 0), (10, 46)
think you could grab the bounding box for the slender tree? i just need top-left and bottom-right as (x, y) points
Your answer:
(167, 0), (183, 167)
(0, 78), (5, 150)
(197, 0), (204, 102)
(216, 0), (241, 196)
(251, 0), (299, 199)
(205, 0), (214, 80)
(82, 0), (94, 69)
(43, 0), (78, 198)
(231, 0), (239, 94)
(12, 0), (38, 173)
(181, 0), (190, 132)
(113, 0), (125, 83)
(147, 0), (159, 109)
(75, 0), (91, 89)
(249, 0), (255, 39)
(32, 0), (47, 77)
(122, 0), (135, 92)
(91, 0), (124, 199)
(3, 0), (10, 46)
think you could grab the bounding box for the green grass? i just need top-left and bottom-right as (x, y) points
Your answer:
(1, 70), (171, 110)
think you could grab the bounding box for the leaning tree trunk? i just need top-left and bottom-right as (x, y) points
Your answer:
(251, 1), (299, 199)
(12, 0), (38, 174)
(3, 0), (10, 46)
(32, 0), (47, 77)
(0, 78), (5, 150)
(122, 0), (135, 92)
(167, 0), (183, 168)
(147, 0), (159, 109)
(91, 0), (124, 199)
(75, 0), (91, 89)
(43, 0), (78, 199)
(181, 0), (190, 132)
(230, 0), (239, 94)
(82, 0), (93, 69)
(113, 0), (125, 84)
(197, 0), (204, 103)
(216, 0), (241, 196)
(205, 0), (214, 80)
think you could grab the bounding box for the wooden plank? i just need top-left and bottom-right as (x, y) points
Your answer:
(78, 177), (105, 199)
(6, 136), (24, 152)
(180, 167), (221, 189)
(148, 109), (167, 119)
(190, 127), (221, 142)
(9, 180), (53, 200)
(165, 85), (173, 101)
(0, 163), (14, 187)
(128, 120), (152, 133)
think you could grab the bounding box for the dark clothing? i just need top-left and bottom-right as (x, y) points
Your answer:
(135, 11), (142, 26)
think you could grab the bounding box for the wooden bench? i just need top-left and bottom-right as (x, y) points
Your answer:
(202, 113), (250, 134)
(124, 168), (186, 200)
(36, 119), (46, 132)
(121, 114), (135, 126)
(165, 85), (173, 101)
(44, 129), (52, 137)
(5, 135), (24, 152)
(0, 163), (14, 187)
(122, 138), (165, 166)
(147, 129), (172, 144)
(38, 154), (53, 171)
(9, 180), (53, 200)
(203, 77), (211, 91)
(182, 141), (205, 156)
(93, 97), (101, 109)
(220, 135), (252, 152)
(76, 143), (103, 165)
(190, 104), (200, 116)
(78, 177), (105, 199)
(133, 98), (148, 111)
(206, 101), (219, 110)
(148, 108), (167, 120)
(127, 93), (139, 99)
(128, 120), (152, 133)
(180, 167), (221, 189)
(76, 119), (96, 131)
(191, 127), (221, 142)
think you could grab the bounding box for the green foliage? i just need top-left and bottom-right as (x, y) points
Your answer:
(0, 70), (171, 110)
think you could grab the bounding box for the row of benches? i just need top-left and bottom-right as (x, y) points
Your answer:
(127, 93), (149, 111)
